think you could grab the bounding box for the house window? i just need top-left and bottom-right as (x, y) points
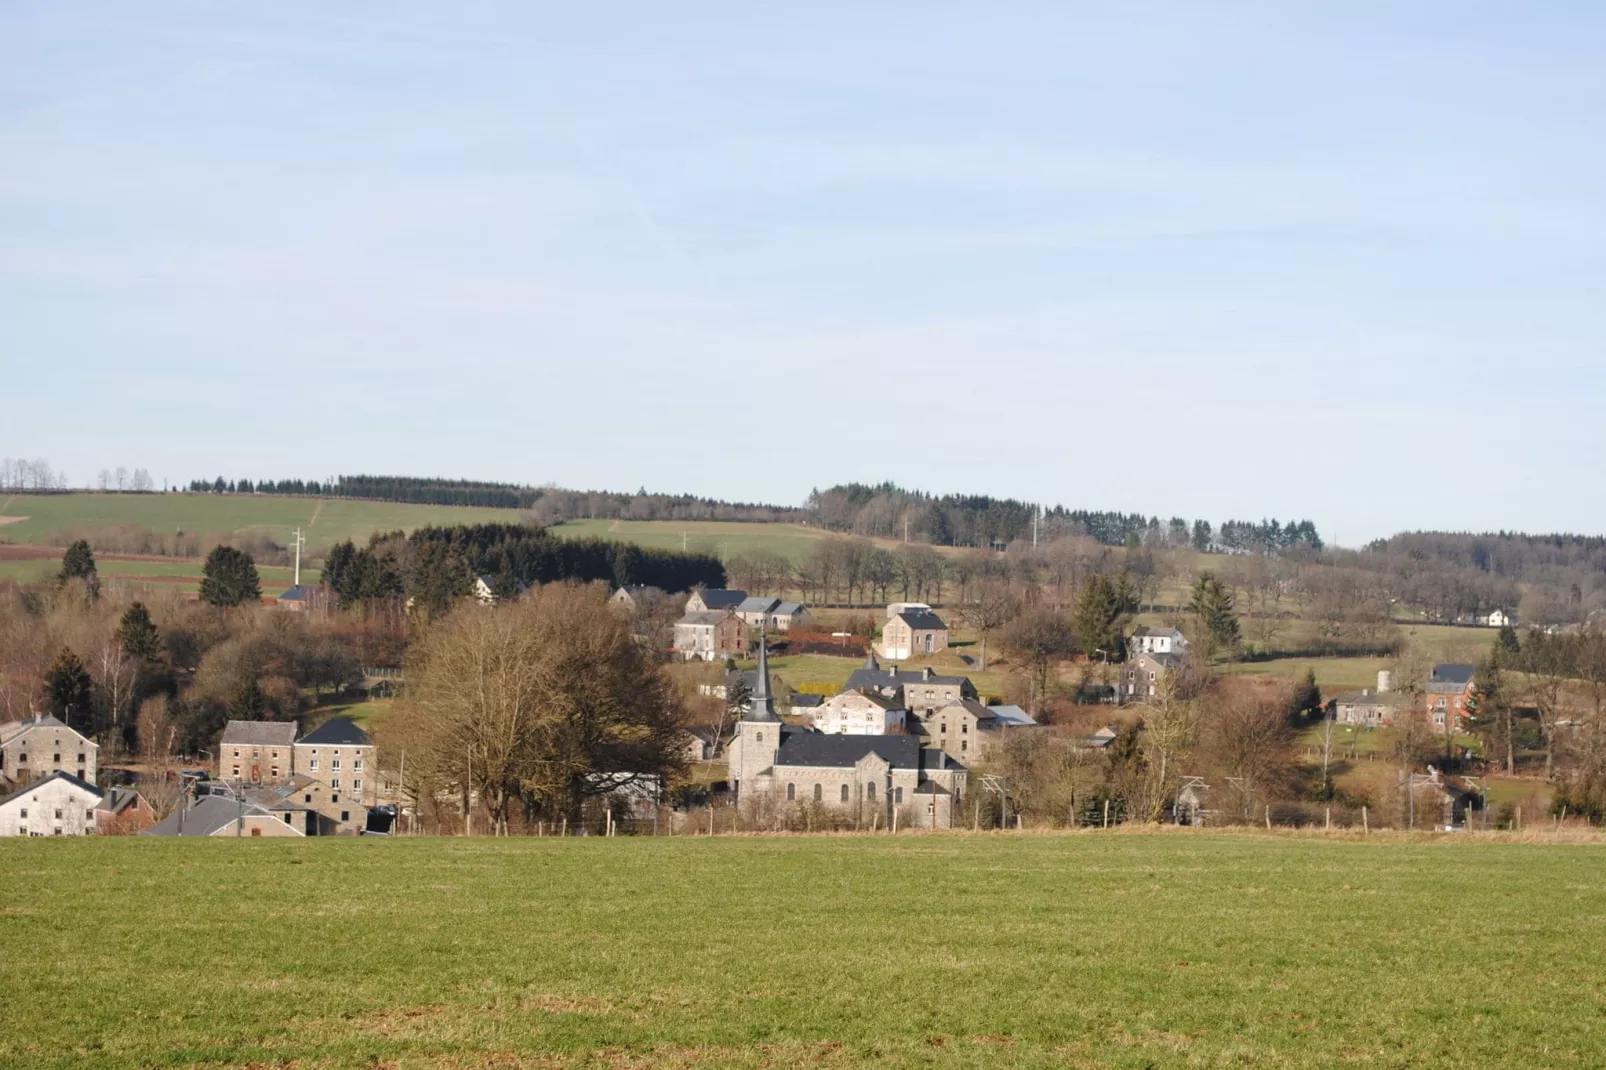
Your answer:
(340, 811), (350, 823)
(961, 724), (968, 734)
(353, 779), (362, 793)
(284, 813), (292, 824)
(252, 749), (260, 759)
(19, 808), (26, 819)
(271, 768), (279, 778)
(17, 752), (25, 763)
(332, 794), (340, 804)
(840, 784), (850, 803)
(271, 750), (279, 759)
(786, 783), (796, 801)
(54, 809), (63, 819)
(332, 758), (341, 771)
(756, 732), (763, 744)
(233, 750), (240, 759)
(305, 794), (312, 803)
(331, 778), (340, 791)
(77, 753), (85, 763)
(53, 753), (61, 763)
(309, 758), (319, 772)
(232, 767), (240, 778)
(961, 741), (968, 752)
(894, 787), (904, 805)
(866, 782), (876, 800)
(813, 783), (823, 802)
(354, 758), (364, 772)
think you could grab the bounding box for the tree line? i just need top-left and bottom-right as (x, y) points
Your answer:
(322, 524), (726, 617)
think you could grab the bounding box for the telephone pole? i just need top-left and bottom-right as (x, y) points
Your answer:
(290, 528), (305, 586)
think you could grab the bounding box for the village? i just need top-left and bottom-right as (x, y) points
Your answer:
(0, 579), (1496, 838)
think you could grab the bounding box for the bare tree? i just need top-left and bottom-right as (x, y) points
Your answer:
(955, 580), (1020, 670)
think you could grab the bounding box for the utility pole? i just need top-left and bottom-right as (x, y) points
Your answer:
(290, 528), (305, 586)
(1032, 504), (1039, 549)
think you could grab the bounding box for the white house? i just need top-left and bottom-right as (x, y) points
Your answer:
(735, 597), (810, 632)
(0, 771), (105, 836)
(810, 690), (907, 736)
(1485, 609), (1516, 628)
(1129, 626), (1188, 656)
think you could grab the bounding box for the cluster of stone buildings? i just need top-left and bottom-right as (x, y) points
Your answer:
(0, 711), (386, 838)
(722, 639), (1038, 828)
(0, 714), (156, 836)
(668, 589), (811, 662)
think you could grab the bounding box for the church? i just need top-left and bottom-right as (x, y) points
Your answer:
(726, 640), (968, 829)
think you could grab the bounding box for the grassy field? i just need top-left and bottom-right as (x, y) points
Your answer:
(0, 554), (317, 595)
(0, 493), (525, 555)
(550, 518), (835, 563)
(4, 833), (1606, 1068)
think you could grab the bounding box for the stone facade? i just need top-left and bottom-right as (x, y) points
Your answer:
(0, 715), (98, 787)
(673, 611), (751, 662)
(291, 717), (379, 833)
(811, 690), (906, 735)
(220, 720), (297, 785)
(880, 609), (949, 661)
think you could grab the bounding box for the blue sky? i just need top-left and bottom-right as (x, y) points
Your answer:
(3, 3), (1604, 544)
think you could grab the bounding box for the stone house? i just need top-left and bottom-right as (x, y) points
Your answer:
(1331, 673), (1413, 727)
(673, 611), (751, 662)
(610, 585), (666, 613)
(735, 596), (809, 631)
(880, 608), (949, 661)
(726, 641), (967, 828)
(843, 653), (977, 716)
(0, 714), (99, 787)
(220, 720), (298, 785)
(810, 690), (906, 735)
(0, 771), (104, 836)
(142, 795), (305, 837)
(1123, 651), (1184, 701)
(911, 700), (1038, 763)
(685, 588), (748, 614)
(1129, 626), (1188, 656)
(292, 717), (378, 833)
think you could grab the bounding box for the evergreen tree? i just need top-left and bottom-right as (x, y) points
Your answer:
(1496, 624), (1521, 661)
(116, 601), (163, 668)
(1072, 575), (1127, 662)
(200, 545), (262, 607)
(59, 539), (97, 581)
(322, 540), (358, 603)
(1189, 572), (1241, 657)
(1191, 519), (1213, 553)
(1292, 667), (1323, 721)
(45, 647), (95, 729)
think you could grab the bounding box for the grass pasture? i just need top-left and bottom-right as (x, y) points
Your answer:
(4, 833), (1606, 1068)
(0, 493), (525, 555)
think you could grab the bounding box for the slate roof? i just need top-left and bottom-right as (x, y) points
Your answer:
(789, 693), (825, 708)
(984, 704), (1037, 727)
(296, 717), (371, 747)
(677, 611), (729, 627)
(1429, 664), (1478, 689)
(278, 584), (316, 602)
(0, 769), (103, 809)
(98, 787), (146, 815)
(774, 732), (922, 769)
(843, 665), (972, 694)
(142, 795), (288, 837)
(893, 608), (948, 631)
(1332, 689), (1412, 707)
(1131, 626), (1185, 638)
(0, 714), (76, 746)
(221, 720), (298, 747)
(737, 596), (782, 615)
(693, 589), (748, 610)
(774, 602), (806, 616)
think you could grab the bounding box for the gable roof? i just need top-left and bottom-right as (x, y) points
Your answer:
(97, 787), (147, 815)
(789, 693), (825, 708)
(1131, 626), (1185, 639)
(737, 596), (782, 615)
(278, 584), (316, 602)
(774, 732), (922, 769)
(984, 704), (1037, 727)
(221, 720), (298, 747)
(692, 589), (747, 610)
(843, 665), (973, 694)
(0, 714), (93, 747)
(677, 611), (729, 627)
(1430, 664), (1478, 686)
(893, 608), (948, 631)
(296, 717), (371, 747)
(773, 602), (806, 616)
(1331, 688), (1412, 707)
(142, 795), (294, 837)
(0, 769), (104, 809)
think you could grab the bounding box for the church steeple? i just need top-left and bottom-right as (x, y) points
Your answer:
(746, 631), (780, 723)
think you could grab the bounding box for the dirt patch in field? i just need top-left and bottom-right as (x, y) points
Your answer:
(0, 544), (49, 560)
(0, 515), (26, 527)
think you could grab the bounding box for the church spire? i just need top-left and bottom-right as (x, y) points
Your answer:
(746, 630), (780, 723)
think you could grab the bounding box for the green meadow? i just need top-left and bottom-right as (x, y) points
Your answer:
(0, 493), (525, 555)
(3, 832), (1604, 1068)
